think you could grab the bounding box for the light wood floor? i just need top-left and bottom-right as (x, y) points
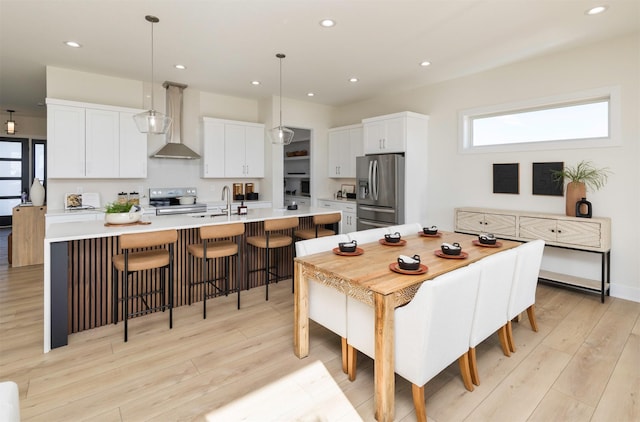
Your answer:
(1, 227), (638, 421)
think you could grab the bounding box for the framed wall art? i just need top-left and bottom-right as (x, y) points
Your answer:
(532, 162), (564, 196)
(493, 163), (519, 194)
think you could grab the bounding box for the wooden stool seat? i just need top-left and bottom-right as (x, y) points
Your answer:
(187, 222), (245, 318)
(112, 229), (177, 342)
(247, 216), (299, 301)
(294, 212), (341, 240)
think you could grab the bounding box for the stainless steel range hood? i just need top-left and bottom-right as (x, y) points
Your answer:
(151, 81), (201, 159)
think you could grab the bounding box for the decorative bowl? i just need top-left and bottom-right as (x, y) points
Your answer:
(423, 225), (438, 235)
(397, 254), (421, 271)
(338, 240), (358, 253)
(441, 242), (462, 256)
(478, 233), (497, 245)
(105, 211), (142, 225)
(384, 232), (402, 243)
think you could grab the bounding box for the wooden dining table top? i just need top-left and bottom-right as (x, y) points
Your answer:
(295, 231), (521, 300)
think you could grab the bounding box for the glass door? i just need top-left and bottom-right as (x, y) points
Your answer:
(0, 138), (29, 226)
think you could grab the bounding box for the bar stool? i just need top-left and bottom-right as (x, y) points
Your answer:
(247, 216), (299, 300)
(187, 222), (245, 318)
(112, 229), (178, 342)
(294, 212), (342, 240)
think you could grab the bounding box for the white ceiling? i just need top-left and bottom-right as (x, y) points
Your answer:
(1, 0), (638, 118)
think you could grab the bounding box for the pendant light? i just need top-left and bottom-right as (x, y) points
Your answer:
(269, 53), (294, 145)
(133, 15), (172, 134)
(5, 110), (16, 134)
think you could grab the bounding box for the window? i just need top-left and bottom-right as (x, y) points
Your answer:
(460, 86), (620, 153)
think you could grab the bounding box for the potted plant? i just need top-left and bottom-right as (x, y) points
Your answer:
(552, 160), (611, 216)
(104, 202), (142, 225)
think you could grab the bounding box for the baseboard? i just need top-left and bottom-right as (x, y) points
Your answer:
(610, 283), (640, 303)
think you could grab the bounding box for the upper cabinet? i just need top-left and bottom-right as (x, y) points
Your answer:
(46, 99), (147, 179)
(362, 112), (427, 154)
(328, 124), (363, 178)
(201, 117), (265, 178)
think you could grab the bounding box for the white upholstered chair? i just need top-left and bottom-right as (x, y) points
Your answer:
(346, 264), (482, 421)
(468, 249), (517, 385)
(346, 227), (390, 244)
(0, 381), (20, 422)
(386, 222), (423, 236)
(507, 239), (545, 352)
(296, 234), (350, 373)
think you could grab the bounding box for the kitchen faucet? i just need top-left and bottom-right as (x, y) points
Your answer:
(221, 185), (231, 217)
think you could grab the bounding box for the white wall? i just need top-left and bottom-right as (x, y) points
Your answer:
(333, 33), (640, 301)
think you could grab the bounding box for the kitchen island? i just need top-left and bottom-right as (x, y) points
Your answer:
(44, 206), (336, 352)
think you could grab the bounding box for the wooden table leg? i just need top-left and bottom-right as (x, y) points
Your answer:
(374, 292), (395, 422)
(293, 260), (309, 358)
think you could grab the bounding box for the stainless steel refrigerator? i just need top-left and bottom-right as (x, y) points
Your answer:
(356, 154), (405, 230)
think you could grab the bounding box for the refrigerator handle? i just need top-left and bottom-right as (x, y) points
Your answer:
(368, 160), (374, 200)
(373, 159), (379, 200)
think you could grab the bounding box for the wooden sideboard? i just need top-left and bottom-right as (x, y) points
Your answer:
(12, 205), (46, 267)
(455, 207), (611, 302)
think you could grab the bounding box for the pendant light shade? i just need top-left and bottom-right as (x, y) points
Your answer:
(134, 15), (172, 135)
(5, 110), (16, 134)
(270, 53), (294, 145)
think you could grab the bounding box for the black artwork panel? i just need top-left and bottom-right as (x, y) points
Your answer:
(493, 163), (519, 194)
(532, 162), (564, 196)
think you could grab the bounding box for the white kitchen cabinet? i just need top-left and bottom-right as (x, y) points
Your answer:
(317, 199), (357, 233)
(46, 99), (147, 179)
(363, 114), (409, 154)
(119, 111), (148, 178)
(201, 117), (265, 178)
(328, 124), (363, 178)
(47, 103), (85, 178)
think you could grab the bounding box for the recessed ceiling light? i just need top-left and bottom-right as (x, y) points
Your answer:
(349, 77), (359, 83)
(174, 64), (186, 70)
(251, 80), (260, 86)
(64, 41), (81, 48)
(420, 61), (431, 67)
(586, 5), (608, 15)
(307, 92), (315, 97)
(319, 19), (335, 28)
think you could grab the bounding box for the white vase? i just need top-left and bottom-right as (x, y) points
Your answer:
(30, 178), (45, 206)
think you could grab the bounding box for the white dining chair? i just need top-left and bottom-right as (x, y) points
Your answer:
(467, 249), (517, 385)
(346, 227), (390, 244)
(346, 264), (482, 421)
(386, 222), (423, 236)
(507, 239), (545, 352)
(296, 234), (350, 373)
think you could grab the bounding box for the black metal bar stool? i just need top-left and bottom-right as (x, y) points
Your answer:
(247, 216), (299, 301)
(112, 229), (178, 342)
(294, 212), (342, 240)
(187, 222), (245, 318)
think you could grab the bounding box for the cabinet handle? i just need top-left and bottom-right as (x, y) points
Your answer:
(551, 229), (555, 233)
(557, 230), (562, 233)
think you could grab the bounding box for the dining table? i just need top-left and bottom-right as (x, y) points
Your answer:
(293, 230), (521, 422)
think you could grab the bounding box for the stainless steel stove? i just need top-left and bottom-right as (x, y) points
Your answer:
(148, 187), (207, 215)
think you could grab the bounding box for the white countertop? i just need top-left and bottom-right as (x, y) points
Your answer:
(45, 206), (336, 243)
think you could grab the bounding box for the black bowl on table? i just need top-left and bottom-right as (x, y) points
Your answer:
(441, 242), (462, 256)
(384, 232), (402, 243)
(478, 233), (497, 245)
(423, 225), (438, 235)
(338, 240), (358, 253)
(397, 254), (421, 271)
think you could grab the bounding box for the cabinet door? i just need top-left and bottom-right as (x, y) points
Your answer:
(556, 220), (602, 248)
(483, 213), (517, 236)
(201, 119), (225, 178)
(456, 211), (487, 233)
(343, 212), (357, 233)
(343, 127), (363, 178)
(244, 125), (264, 177)
(328, 129), (349, 177)
(85, 108), (119, 178)
(224, 124), (247, 177)
(47, 105), (85, 178)
(363, 120), (386, 154)
(119, 112), (147, 178)
(381, 117), (406, 153)
(519, 217), (556, 242)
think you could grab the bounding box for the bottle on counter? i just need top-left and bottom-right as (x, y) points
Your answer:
(117, 192), (128, 205)
(128, 192), (139, 206)
(237, 201), (248, 215)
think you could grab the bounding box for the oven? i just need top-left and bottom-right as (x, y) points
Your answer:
(149, 187), (207, 215)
